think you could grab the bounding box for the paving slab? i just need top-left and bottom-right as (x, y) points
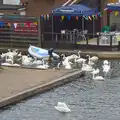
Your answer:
(0, 67), (73, 101)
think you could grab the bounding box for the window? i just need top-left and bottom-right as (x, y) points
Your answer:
(3, 0), (20, 5)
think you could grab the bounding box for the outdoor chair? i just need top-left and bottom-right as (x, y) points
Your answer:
(61, 30), (66, 40)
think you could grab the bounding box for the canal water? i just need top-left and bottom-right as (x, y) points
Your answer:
(0, 60), (120, 120)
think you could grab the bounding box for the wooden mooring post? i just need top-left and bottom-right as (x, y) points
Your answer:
(38, 16), (42, 47)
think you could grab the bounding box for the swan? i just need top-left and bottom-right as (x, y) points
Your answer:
(74, 56), (86, 64)
(81, 61), (94, 72)
(62, 54), (78, 62)
(92, 73), (104, 81)
(64, 61), (73, 69)
(86, 55), (95, 65)
(86, 55), (99, 62)
(54, 102), (71, 113)
(91, 68), (100, 74)
(17, 52), (22, 57)
(102, 62), (110, 73)
(1, 63), (12, 66)
(36, 59), (49, 69)
(32, 57), (43, 65)
(12, 49), (18, 56)
(22, 56), (32, 66)
(12, 63), (20, 67)
(103, 60), (109, 65)
(5, 56), (14, 64)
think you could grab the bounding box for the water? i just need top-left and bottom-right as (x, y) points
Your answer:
(0, 60), (120, 120)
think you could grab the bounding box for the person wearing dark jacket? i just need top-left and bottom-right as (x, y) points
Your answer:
(111, 23), (117, 31)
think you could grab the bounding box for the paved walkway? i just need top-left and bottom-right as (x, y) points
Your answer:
(0, 67), (72, 101)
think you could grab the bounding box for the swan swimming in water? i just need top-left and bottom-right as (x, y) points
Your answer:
(92, 72), (104, 81)
(86, 55), (99, 62)
(102, 61), (110, 73)
(54, 102), (71, 113)
(86, 55), (94, 66)
(91, 68), (100, 74)
(81, 61), (94, 72)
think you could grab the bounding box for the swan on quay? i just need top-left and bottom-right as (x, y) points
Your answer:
(54, 102), (71, 113)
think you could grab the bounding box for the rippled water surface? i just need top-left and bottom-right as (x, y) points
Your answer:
(0, 60), (120, 120)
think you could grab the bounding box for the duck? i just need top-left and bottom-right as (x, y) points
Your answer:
(54, 102), (71, 113)
(92, 72), (104, 81)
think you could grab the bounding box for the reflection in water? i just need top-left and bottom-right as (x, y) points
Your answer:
(0, 60), (120, 120)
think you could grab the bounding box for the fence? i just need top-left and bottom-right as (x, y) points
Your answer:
(0, 15), (119, 51)
(42, 32), (120, 51)
(0, 15), (38, 51)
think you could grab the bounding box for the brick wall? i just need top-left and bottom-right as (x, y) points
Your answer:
(26, 0), (67, 16)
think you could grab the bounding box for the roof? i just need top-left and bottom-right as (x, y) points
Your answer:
(106, 3), (120, 11)
(52, 4), (98, 16)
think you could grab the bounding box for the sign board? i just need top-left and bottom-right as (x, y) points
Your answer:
(14, 22), (38, 32)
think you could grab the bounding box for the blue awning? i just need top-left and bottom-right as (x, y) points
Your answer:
(106, 3), (120, 11)
(52, 4), (98, 16)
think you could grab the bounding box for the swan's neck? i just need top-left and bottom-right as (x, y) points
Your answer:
(87, 55), (90, 61)
(42, 59), (45, 65)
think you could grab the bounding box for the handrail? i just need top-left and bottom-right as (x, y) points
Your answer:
(69, 0), (78, 6)
(62, 0), (72, 6)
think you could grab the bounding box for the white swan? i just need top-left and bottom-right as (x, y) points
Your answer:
(92, 73), (104, 81)
(81, 61), (94, 72)
(86, 55), (99, 62)
(74, 57), (86, 64)
(61, 54), (78, 63)
(1, 63), (12, 66)
(91, 68), (100, 74)
(86, 55), (94, 65)
(103, 60), (109, 65)
(5, 56), (14, 64)
(36, 59), (49, 69)
(32, 57), (43, 65)
(22, 56), (32, 66)
(54, 102), (71, 113)
(64, 61), (73, 69)
(12, 63), (20, 67)
(102, 62), (110, 73)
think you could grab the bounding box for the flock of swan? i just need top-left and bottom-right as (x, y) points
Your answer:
(0, 49), (111, 77)
(0, 49), (50, 69)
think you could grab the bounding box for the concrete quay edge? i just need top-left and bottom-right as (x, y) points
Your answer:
(0, 70), (84, 108)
